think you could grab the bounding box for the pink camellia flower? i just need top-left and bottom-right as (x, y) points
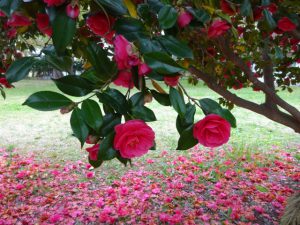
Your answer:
(207, 20), (231, 38)
(0, 77), (13, 88)
(43, 0), (65, 7)
(36, 13), (52, 37)
(221, 0), (235, 15)
(7, 29), (17, 39)
(66, 4), (80, 19)
(114, 120), (155, 159)
(177, 11), (193, 28)
(86, 13), (115, 37)
(193, 114), (231, 148)
(113, 70), (134, 89)
(277, 17), (297, 32)
(114, 35), (132, 70)
(7, 13), (31, 27)
(164, 76), (180, 87)
(138, 63), (152, 76)
(86, 172), (95, 179)
(0, 10), (6, 17)
(86, 144), (100, 161)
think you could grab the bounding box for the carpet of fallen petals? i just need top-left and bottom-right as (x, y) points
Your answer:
(0, 146), (299, 225)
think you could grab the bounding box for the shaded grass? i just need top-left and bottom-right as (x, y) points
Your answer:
(0, 79), (299, 162)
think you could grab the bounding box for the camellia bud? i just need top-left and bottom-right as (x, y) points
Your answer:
(66, 3), (80, 19)
(60, 103), (76, 114)
(86, 135), (100, 144)
(144, 92), (153, 104)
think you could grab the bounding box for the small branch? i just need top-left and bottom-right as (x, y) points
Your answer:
(218, 37), (300, 123)
(189, 66), (300, 133)
(178, 82), (202, 109)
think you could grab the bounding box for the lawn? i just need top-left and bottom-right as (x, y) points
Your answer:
(0, 79), (299, 161)
(0, 80), (299, 224)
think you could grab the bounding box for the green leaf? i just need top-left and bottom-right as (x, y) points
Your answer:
(100, 114), (122, 136)
(80, 69), (103, 84)
(169, 87), (186, 117)
(116, 153), (132, 166)
(45, 54), (73, 73)
(131, 106), (157, 122)
(52, 75), (94, 97)
(240, 0), (252, 17)
(85, 42), (117, 82)
(98, 133), (117, 161)
(151, 90), (171, 106)
(255, 185), (269, 193)
(158, 5), (178, 29)
(6, 57), (36, 83)
(0, 88), (6, 99)
(81, 99), (103, 131)
(148, 0), (164, 13)
(95, 0), (128, 16)
(52, 10), (76, 55)
(23, 91), (73, 111)
(176, 125), (198, 150)
(114, 17), (148, 41)
(98, 89), (129, 114)
(157, 35), (194, 59)
(215, 108), (237, 128)
(199, 98), (222, 115)
(0, 0), (21, 15)
(176, 103), (196, 134)
(130, 92), (145, 107)
(144, 52), (185, 74)
(88, 157), (103, 168)
(274, 46), (284, 60)
(186, 7), (210, 24)
(139, 38), (163, 54)
(70, 108), (89, 147)
(263, 9), (277, 29)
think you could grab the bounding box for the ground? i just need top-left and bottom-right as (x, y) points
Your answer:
(0, 80), (299, 224)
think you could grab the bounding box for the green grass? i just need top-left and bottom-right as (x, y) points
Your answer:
(0, 79), (299, 162)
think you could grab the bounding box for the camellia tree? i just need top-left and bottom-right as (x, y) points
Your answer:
(0, 0), (299, 167)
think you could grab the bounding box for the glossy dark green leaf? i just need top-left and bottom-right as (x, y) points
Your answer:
(148, 0), (164, 13)
(139, 38), (163, 54)
(176, 125), (198, 150)
(52, 75), (94, 97)
(6, 57), (36, 83)
(0, 88), (6, 99)
(98, 89), (128, 114)
(215, 108), (237, 128)
(151, 90), (171, 106)
(116, 153), (132, 166)
(263, 9), (276, 29)
(157, 35), (193, 59)
(23, 91), (73, 111)
(45, 54), (73, 73)
(100, 114), (122, 136)
(114, 17), (148, 41)
(88, 157), (103, 168)
(176, 103), (196, 134)
(0, 0), (21, 15)
(186, 7), (210, 24)
(130, 92), (145, 107)
(85, 42), (117, 82)
(70, 108), (89, 147)
(131, 106), (157, 122)
(240, 0), (252, 17)
(199, 98), (222, 115)
(158, 5), (178, 29)
(98, 133), (117, 161)
(81, 99), (103, 131)
(52, 10), (76, 55)
(144, 52), (185, 74)
(95, 0), (128, 16)
(169, 87), (186, 117)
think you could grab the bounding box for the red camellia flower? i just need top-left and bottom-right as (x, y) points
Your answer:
(86, 13), (114, 37)
(177, 11), (193, 28)
(7, 13), (31, 27)
(113, 71), (134, 89)
(86, 144), (100, 161)
(114, 35), (132, 70)
(7, 29), (17, 39)
(36, 13), (52, 37)
(138, 63), (152, 76)
(193, 114), (231, 148)
(43, 0), (65, 7)
(0, 10), (6, 17)
(207, 20), (231, 38)
(114, 120), (155, 159)
(221, 0), (235, 15)
(66, 4), (80, 19)
(164, 76), (180, 87)
(277, 17), (297, 32)
(0, 77), (13, 88)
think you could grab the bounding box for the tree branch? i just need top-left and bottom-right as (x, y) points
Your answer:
(217, 37), (300, 123)
(189, 66), (300, 133)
